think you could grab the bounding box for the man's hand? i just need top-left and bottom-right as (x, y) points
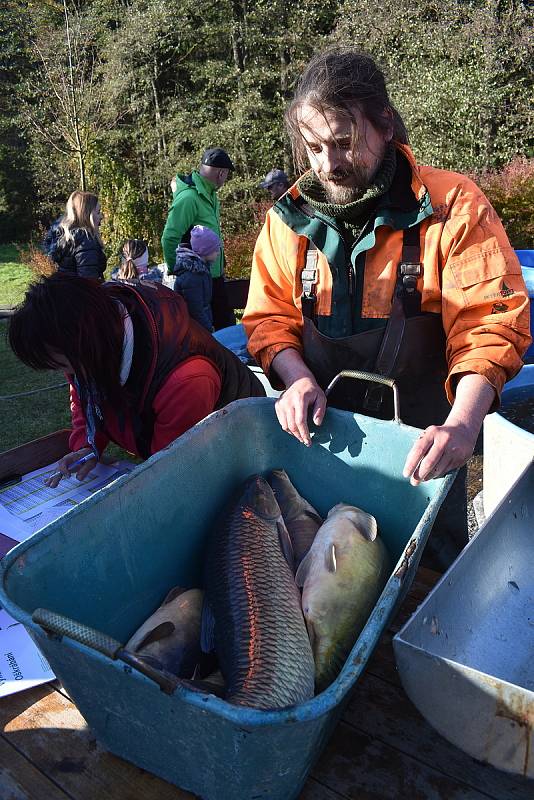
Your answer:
(402, 421), (477, 485)
(276, 377), (326, 447)
(271, 349), (327, 446)
(403, 373), (496, 485)
(44, 447), (97, 488)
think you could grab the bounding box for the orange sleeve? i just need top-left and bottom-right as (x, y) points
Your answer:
(242, 211), (306, 379)
(437, 179), (531, 405)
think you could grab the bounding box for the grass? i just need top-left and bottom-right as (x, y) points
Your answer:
(0, 320), (71, 453)
(0, 319), (139, 464)
(0, 244), (32, 307)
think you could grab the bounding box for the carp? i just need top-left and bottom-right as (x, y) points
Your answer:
(125, 587), (208, 678)
(296, 503), (390, 691)
(266, 469), (323, 569)
(202, 475), (315, 709)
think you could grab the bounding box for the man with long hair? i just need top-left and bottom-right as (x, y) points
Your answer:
(243, 48), (531, 567)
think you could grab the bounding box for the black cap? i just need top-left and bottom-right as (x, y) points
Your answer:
(201, 147), (235, 171)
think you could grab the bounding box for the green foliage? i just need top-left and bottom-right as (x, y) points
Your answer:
(87, 144), (167, 265)
(0, 1), (36, 241)
(474, 158), (534, 249)
(333, 0), (533, 172)
(224, 201), (271, 278)
(2, 0), (532, 248)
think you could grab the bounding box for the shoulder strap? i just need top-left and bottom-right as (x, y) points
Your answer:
(363, 224), (423, 413)
(301, 240), (318, 323)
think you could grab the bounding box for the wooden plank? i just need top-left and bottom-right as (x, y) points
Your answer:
(0, 685), (196, 800)
(311, 721), (497, 800)
(0, 735), (71, 800)
(0, 429), (71, 482)
(300, 780), (346, 799)
(362, 568), (442, 688)
(343, 673), (533, 800)
(0, 684), (353, 800)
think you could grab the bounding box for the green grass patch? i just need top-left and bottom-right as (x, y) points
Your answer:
(0, 244), (33, 307)
(0, 320), (71, 452)
(0, 320), (139, 466)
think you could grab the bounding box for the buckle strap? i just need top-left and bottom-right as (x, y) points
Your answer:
(301, 242), (318, 321)
(363, 224), (422, 413)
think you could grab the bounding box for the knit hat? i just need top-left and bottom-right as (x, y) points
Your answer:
(190, 225), (222, 259)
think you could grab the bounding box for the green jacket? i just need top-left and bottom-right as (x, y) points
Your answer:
(161, 171), (223, 278)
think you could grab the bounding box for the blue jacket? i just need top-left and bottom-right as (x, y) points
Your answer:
(166, 246), (213, 331)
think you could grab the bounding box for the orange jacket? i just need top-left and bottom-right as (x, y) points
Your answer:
(243, 145), (531, 404)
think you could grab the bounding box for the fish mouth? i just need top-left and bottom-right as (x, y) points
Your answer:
(240, 476), (281, 520)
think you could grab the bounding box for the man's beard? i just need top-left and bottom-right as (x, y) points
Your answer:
(316, 165), (372, 205)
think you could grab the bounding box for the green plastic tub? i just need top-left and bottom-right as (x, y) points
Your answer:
(0, 396), (454, 800)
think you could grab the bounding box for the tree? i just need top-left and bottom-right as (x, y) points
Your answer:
(0, 0), (36, 242)
(333, 0), (533, 171)
(23, 0), (110, 191)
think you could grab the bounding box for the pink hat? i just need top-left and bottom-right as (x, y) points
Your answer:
(190, 225), (222, 259)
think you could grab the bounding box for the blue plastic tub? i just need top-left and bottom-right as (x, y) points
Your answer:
(515, 250), (534, 362)
(0, 398), (454, 800)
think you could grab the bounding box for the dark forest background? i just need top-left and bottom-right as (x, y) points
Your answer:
(1, 0), (532, 270)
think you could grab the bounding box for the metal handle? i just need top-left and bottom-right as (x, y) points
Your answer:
(324, 369), (401, 424)
(32, 607), (180, 695)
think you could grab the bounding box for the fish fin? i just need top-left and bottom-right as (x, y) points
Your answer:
(277, 517), (295, 571)
(350, 507), (378, 541)
(135, 621), (175, 651)
(161, 586), (188, 604)
(325, 542), (337, 573)
(200, 599), (216, 654)
(295, 551), (312, 587)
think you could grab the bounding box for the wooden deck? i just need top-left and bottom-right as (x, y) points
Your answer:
(1, 567), (532, 800)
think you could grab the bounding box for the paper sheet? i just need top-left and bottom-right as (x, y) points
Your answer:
(0, 614), (55, 698)
(0, 457), (136, 698)
(0, 461), (121, 521)
(0, 459), (136, 538)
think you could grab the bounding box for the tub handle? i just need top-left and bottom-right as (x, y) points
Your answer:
(324, 370), (401, 424)
(32, 607), (180, 695)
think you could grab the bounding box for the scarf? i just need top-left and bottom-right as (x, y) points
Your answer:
(297, 143), (397, 243)
(74, 301), (134, 455)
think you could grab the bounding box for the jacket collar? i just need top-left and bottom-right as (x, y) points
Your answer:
(192, 171), (217, 202)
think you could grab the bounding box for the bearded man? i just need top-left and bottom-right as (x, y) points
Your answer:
(242, 48), (531, 567)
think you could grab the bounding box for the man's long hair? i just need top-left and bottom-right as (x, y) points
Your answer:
(8, 273), (125, 408)
(285, 47), (409, 175)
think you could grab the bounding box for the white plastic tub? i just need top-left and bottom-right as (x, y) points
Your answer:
(483, 365), (534, 516)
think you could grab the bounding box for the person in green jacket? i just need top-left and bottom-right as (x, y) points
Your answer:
(162, 147), (236, 330)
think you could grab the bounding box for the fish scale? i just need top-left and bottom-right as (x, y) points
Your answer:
(203, 476), (315, 710)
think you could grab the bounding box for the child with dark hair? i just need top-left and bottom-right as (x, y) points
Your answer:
(8, 273), (264, 484)
(166, 225), (221, 332)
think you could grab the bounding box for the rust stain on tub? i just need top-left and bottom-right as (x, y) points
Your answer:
(394, 539), (417, 580)
(485, 675), (534, 777)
